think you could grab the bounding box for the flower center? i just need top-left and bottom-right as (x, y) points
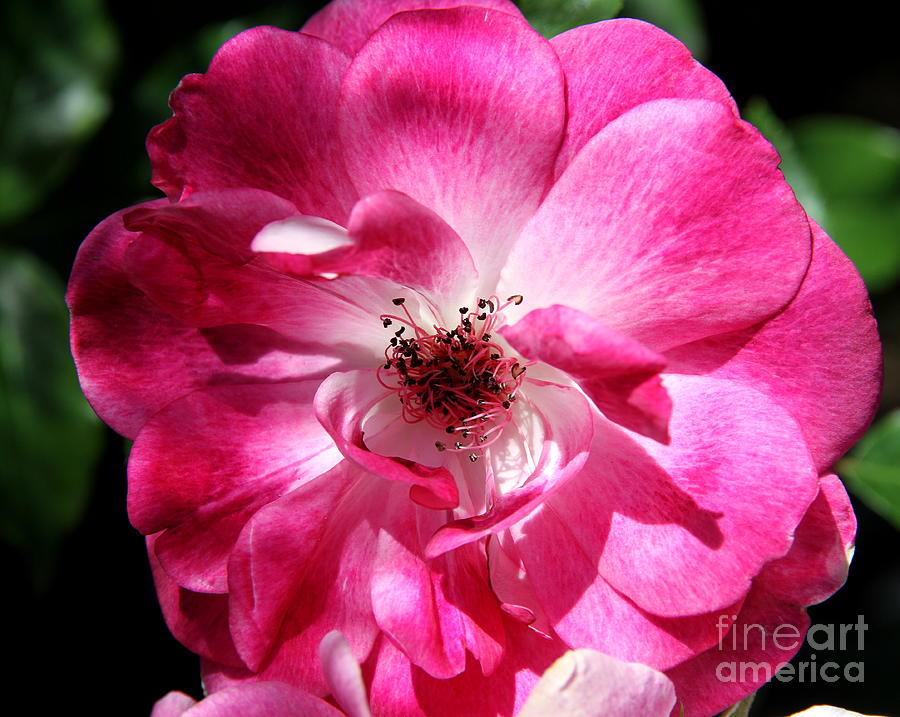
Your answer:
(377, 295), (527, 462)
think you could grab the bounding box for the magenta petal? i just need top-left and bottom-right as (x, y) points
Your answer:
(665, 587), (810, 716)
(666, 221), (882, 471)
(551, 18), (734, 176)
(319, 631), (372, 717)
(148, 27), (355, 223)
(129, 382), (341, 592)
(594, 374), (819, 616)
(148, 534), (244, 668)
(500, 305), (671, 441)
(501, 98), (811, 352)
(756, 473), (857, 606)
(338, 5), (564, 286)
(315, 370), (459, 509)
(180, 682), (343, 717)
(426, 381), (592, 557)
(227, 463), (379, 676)
(302, 0), (523, 56)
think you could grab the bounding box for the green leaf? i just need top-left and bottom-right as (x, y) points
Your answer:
(840, 411), (900, 531)
(516, 0), (623, 38)
(0, 0), (119, 225)
(719, 693), (755, 717)
(621, 0), (707, 60)
(743, 98), (828, 224)
(793, 116), (900, 200)
(0, 250), (102, 588)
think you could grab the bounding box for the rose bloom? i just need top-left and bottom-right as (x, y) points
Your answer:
(68, 1), (881, 715)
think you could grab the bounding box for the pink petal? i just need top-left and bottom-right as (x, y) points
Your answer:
(500, 98), (811, 352)
(314, 370), (459, 509)
(147, 534), (244, 668)
(371, 499), (504, 678)
(665, 587), (810, 716)
(319, 631), (372, 717)
(129, 382), (341, 592)
(302, 0), (523, 56)
(593, 374), (818, 616)
(338, 5), (565, 287)
(551, 19), (735, 176)
(226, 462), (380, 676)
(179, 682), (343, 717)
(148, 27), (355, 223)
(151, 692), (197, 717)
(756, 473), (857, 606)
(67, 204), (326, 439)
(426, 381), (592, 557)
(500, 305), (671, 441)
(518, 649), (676, 717)
(511, 506), (739, 670)
(666, 221), (882, 471)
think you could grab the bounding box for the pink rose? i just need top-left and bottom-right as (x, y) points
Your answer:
(68, 1), (881, 714)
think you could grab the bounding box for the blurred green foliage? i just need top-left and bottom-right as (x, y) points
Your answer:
(840, 411), (900, 532)
(0, 0), (119, 226)
(516, 0), (622, 37)
(0, 250), (102, 588)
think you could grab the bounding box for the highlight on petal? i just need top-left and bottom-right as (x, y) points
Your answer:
(319, 631), (372, 717)
(518, 649), (676, 717)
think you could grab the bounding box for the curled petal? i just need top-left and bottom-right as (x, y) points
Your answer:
(315, 369), (460, 509)
(319, 631), (372, 717)
(501, 305), (671, 441)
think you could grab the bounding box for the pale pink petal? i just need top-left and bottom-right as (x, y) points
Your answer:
(129, 382), (341, 592)
(148, 534), (244, 668)
(148, 27), (355, 223)
(791, 708), (886, 717)
(756, 473), (857, 606)
(666, 222), (882, 471)
(426, 381), (592, 557)
(500, 305), (671, 441)
(518, 649), (676, 717)
(179, 682), (343, 717)
(500, 99), (810, 352)
(551, 18), (735, 176)
(511, 508), (739, 670)
(665, 587), (810, 717)
(319, 631), (372, 717)
(302, 0), (523, 57)
(151, 692), (197, 717)
(338, 6), (565, 287)
(226, 463), (380, 676)
(314, 369), (459, 509)
(594, 374), (818, 616)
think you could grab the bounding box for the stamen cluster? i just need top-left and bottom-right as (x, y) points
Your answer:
(377, 295), (527, 461)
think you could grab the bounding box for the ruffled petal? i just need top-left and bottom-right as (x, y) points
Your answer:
(551, 18), (734, 176)
(148, 27), (355, 223)
(500, 305), (671, 441)
(500, 98), (811, 352)
(315, 369), (460, 509)
(594, 374), (818, 616)
(302, 0), (523, 56)
(130, 382), (342, 593)
(426, 381), (592, 557)
(665, 587), (810, 717)
(518, 649), (676, 717)
(756, 473), (857, 606)
(255, 191), (478, 307)
(338, 6), (565, 288)
(148, 534), (244, 668)
(226, 463), (380, 676)
(511, 508), (736, 670)
(665, 222), (882, 471)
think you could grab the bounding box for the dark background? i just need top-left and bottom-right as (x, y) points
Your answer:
(2, 1), (898, 714)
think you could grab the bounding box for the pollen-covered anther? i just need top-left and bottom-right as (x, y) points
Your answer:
(376, 294), (529, 456)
